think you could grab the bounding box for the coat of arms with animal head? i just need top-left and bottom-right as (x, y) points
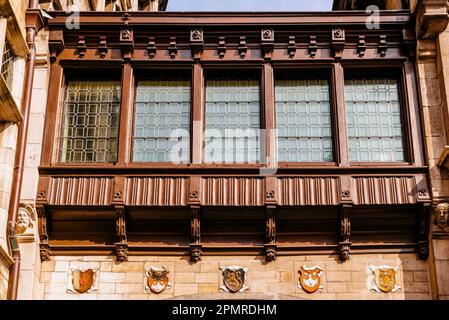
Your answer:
(298, 266), (324, 293)
(220, 266), (249, 293)
(145, 266), (171, 294)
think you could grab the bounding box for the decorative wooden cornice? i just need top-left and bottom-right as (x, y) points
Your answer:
(98, 36), (108, 59)
(168, 36), (178, 59)
(217, 36), (226, 59)
(378, 34), (388, 57)
(357, 35), (366, 57)
(77, 35), (87, 59)
(287, 36), (296, 59)
(147, 36), (156, 59)
(308, 36), (318, 58)
(238, 36), (248, 59)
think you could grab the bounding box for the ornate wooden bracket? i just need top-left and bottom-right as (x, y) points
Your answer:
(77, 35), (86, 59)
(98, 36), (108, 59)
(190, 29), (204, 63)
(115, 205), (128, 262)
(338, 204), (352, 262)
(261, 29), (274, 62)
(120, 28), (134, 61)
(36, 204), (51, 262)
(265, 205), (277, 262)
(238, 36), (248, 59)
(308, 36), (318, 58)
(169, 36), (178, 59)
(357, 35), (367, 58)
(49, 29), (64, 63)
(189, 205), (202, 263)
(217, 36), (226, 59)
(331, 28), (345, 61)
(417, 203), (431, 260)
(288, 36), (296, 59)
(378, 34), (387, 58)
(148, 37), (157, 59)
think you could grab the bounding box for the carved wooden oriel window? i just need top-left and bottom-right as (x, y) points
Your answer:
(275, 78), (333, 162)
(60, 80), (121, 163)
(345, 78), (405, 162)
(204, 79), (261, 164)
(133, 79), (191, 163)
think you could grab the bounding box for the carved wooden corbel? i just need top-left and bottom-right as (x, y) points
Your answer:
(120, 28), (134, 61)
(417, 203), (431, 260)
(308, 36), (318, 58)
(331, 28), (345, 61)
(77, 35), (86, 59)
(265, 205), (277, 262)
(338, 204), (352, 262)
(36, 204), (51, 262)
(49, 29), (64, 63)
(189, 205), (202, 263)
(98, 36), (108, 59)
(169, 37), (178, 59)
(261, 29), (274, 61)
(288, 36), (296, 59)
(357, 35), (367, 57)
(115, 205), (128, 262)
(378, 35), (387, 58)
(190, 29), (204, 63)
(217, 36), (226, 59)
(148, 37), (157, 59)
(238, 36), (248, 59)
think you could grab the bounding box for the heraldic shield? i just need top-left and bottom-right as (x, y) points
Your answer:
(298, 266), (323, 294)
(146, 266), (171, 294)
(72, 269), (94, 294)
(220, 266), (249, 293)
(374, 268), (397, 293)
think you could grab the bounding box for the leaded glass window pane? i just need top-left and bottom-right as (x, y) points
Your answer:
(204, 79), (261, 164)
(345, 78), (405, 162)
(1, 41), (15, 89)
(275, 79), (333, 162)
(133, 80), (191, 163)
(61, 80), (120, 163)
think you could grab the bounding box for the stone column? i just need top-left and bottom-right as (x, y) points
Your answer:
(414, 0), (449, 300)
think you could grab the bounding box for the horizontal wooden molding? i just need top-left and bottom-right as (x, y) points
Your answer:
(277, 177), (341, 206)
(125, 177), (189, 206)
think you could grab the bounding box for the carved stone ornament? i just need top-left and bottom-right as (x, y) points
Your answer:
(332, 28), (345, 41)
(190, 244), (202, 263)
(16, 204), (36, 235)
(40, 243), (51, 262)
(67, 267), (98, 294)
(369, 265), (401, 293)
(220, 266), (249, 293)
(434, 202), (449, 230)
(298, 265), (324, 294)
(115, 243), (128, 262)
(145, 266), (171, 294)
(120, 29), (133, 41)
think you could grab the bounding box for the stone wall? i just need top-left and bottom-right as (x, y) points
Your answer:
(37, 253), (431, 300)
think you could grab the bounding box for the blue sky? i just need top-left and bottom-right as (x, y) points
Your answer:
(166, 0), (333, 11)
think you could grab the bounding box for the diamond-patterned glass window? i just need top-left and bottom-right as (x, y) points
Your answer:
(275, 79), (333, 162)
(345, 78), (405, 162)
(204, 79), (261, 164)
(1, 41), (15, 89)
(60, 80), (121, 163)
(133, 80), (191, 163)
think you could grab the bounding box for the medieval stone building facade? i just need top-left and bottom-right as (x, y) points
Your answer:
(0, 0), (449, 300)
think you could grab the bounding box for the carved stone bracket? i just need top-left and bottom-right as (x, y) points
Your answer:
(417, 203), (431, 260)
(77, 35), (86, 59)
(169, 37), (178, 59)
(115, 205), (128, 262)
(338, 204), (352, 262)
(261, 29), (274, 61)
(148, 37), (157, 59)
(308, 36), (318, 58)
(265, 206), (277, 262)
(190, 206), (202, 263)
(238, 36), (248, 59)
(415, 0), (449, 39)
(98, 36), (108, 59)
(331, 28), (345, 61)
(36, 204), (51, 261)
(190, 29), (204, 63)
(357, 35), (366, 57)
(378, 35), (387, 58)
(217, 36), (226, 59)
(288, 36), (296, 59)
